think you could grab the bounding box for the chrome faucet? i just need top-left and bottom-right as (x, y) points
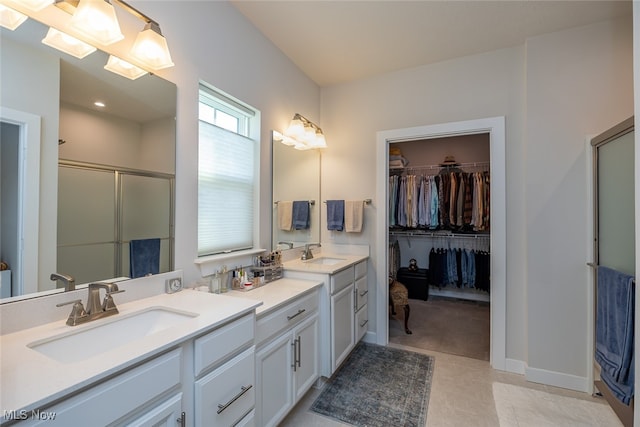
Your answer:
(301, 243), (321, 260)
(50, 273), (75, 291)
(278, 241), (294, 249)
(57, 282), (125, 326)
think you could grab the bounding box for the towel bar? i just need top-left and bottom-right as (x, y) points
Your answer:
(323, 199), (371, 204)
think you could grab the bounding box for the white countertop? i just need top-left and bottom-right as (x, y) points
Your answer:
(282, 253), (368, 275)
(226, 277), (323, 316)
(0, 291), (260, 415)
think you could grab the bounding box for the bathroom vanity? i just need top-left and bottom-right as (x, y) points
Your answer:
(282, 253), (369, 377)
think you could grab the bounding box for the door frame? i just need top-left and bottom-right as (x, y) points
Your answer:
(375, 116), (507, 370)
(1, 107), (41, 297)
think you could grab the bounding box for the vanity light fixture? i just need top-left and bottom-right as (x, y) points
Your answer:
(0, 4), (27, 30)
(53, 0), (173, 71)
(42, 27), (96, 59)
(280, 113), (327, 150)
(68, 0), (123, 46)
(104, 54), (147, 80)
(130, 21), (173, 70)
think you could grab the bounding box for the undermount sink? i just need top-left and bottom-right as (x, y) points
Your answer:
(28, 307), (198, 363)
(305, 257), (346, 266)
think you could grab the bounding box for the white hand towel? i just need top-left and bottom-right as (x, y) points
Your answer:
(278, 201), (293, 231)
(345, 200), (364, 233)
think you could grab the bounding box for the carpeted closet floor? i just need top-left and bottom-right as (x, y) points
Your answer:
(389, 296), (490, 361)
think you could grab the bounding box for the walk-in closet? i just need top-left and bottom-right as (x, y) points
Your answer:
(388, 133), (491, 361)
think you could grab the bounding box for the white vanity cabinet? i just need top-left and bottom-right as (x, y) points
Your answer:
(283, 256), (369, 378)
(354, 260), (368, 342)
(255, 290), (319, 427)
(21, 348), (184, 427)
(330, 267), (355, 373)
(16, 311), (256, 427)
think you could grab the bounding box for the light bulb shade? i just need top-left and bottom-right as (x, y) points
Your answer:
(13, 0), (51, 12)
(130, 22), (174, 70)
(104, 55), (147, 80)
(70, 0), (124, 46)
(284, 117), (304, 139)
(312, 132), (327, 148)
(0, 5), (27, 30)
(42, 27), (96, 59)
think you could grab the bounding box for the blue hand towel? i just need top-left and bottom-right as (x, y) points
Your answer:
(292, 201), (310, 230)
(326, 200), (344, 231)
(130, 238), (161, 278)
(595, 266), (635, 404)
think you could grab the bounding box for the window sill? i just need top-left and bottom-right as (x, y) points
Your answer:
(194, 248), (266, 276)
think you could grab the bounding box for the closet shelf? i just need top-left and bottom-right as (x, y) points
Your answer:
(390, 161), (490, 175)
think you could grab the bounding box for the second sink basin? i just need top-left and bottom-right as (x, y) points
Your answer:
(28, 307), (198, 363)
(306, 257), (346, 265)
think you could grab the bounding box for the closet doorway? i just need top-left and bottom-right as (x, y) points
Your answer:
(388, 134), (491, 361)
(375, 117), (507, 371)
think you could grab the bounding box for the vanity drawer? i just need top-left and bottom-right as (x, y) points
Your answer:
(255, 290), (318, 346)
(194, 347), (255, 427)
(330, 266), (354, 294)
(354, 276), (368, 311)
(194, 313), (254, 377)
(356, 304), (368, 342)
(26, 349), (182, 426)
(354, 260), (367, 280)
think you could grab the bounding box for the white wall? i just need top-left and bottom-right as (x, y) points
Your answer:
(321, 45), (527, 360)
(524, 18), (633, 384)
(320, 15), (633, 384)
(129, 1), (321, 284)
(0, 36), (59, 292)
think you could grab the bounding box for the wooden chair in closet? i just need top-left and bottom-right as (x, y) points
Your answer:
(389, 277), (412, 334)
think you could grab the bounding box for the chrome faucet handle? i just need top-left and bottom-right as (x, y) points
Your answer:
(56, 299), (88, 326)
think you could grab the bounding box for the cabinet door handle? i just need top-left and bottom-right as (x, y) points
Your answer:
(360, 319), (369, 328)
(216, 384), (253, 414)
(291, 340), (297, 372)
(177, 412), (186, 427)
(287, 308), (305, 321)
(296, 336), (302, 368)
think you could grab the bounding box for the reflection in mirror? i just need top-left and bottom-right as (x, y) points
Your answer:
(272, 133), (321, 250)
(0, 19), (176, 302)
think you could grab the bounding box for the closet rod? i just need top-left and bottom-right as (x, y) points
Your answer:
(273, 200), (316, 205)
(389, 231), (490, 239)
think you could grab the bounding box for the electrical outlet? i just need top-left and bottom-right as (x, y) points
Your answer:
(165, 277), (183, 294)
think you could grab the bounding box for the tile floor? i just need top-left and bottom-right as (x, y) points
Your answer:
(281, 345), (615, 426)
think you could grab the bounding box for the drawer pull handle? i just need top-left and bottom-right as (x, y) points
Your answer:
(360, 319), (369, 328)
(217, 384), (253, 414)
(360, 290), (368, 297)
(287, 308), (306, 321)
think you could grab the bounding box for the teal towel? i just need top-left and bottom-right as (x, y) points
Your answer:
(292, 201), (310, 230)
(327, 200), (344, 231)
(130, 238), (160, 278)
(595, 265), (635, 404)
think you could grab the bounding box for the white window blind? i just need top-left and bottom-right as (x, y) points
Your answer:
(198, 117), (255, 256)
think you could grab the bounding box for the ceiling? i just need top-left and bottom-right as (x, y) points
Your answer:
(231, 0), (633, 87)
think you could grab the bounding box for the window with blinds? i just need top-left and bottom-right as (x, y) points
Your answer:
(198, 83), (258, 257)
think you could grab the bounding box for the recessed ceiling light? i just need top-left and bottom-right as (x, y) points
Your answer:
(94, 101), (106, 108)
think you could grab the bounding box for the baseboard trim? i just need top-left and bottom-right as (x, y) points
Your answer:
(525, 365), (589, 392)
(505, 358), (526, 375)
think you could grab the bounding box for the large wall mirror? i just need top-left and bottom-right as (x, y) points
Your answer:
(271, 135), (321, 250)
(0, 18), (176, 301)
